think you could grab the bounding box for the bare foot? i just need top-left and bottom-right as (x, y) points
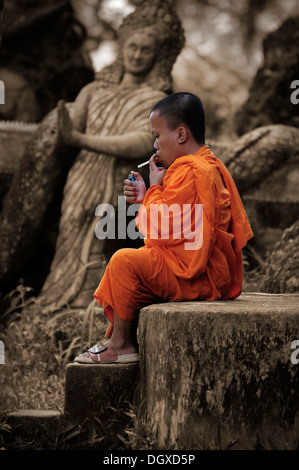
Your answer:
(104, 340), (138, 356)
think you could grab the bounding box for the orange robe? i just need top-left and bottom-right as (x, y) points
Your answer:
(94, 145), (253, 337)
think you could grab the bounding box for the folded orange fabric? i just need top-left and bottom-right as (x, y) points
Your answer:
(94, 145), (253, 336)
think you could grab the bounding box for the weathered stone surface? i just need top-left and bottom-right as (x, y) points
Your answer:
(0, 68), (40, 122)
(138, 293), (299, 450)
(242, 197), (299, 256)
(262, 220), (299, 293)
(38, 1), (185, 310)
(1, 0), (94, 122)
(6, 410), (61, 449)
(62, 361), (140, 448)
(223, 125), (299, 195)
(222, 124), (299, 257)
(0, 106), (78, 295)
(0, 121), (38, 209)
(64, 362), (140, 424)
(234, 16), (299, 135)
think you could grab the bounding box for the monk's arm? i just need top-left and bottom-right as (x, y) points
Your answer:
(137, 168), (199, 239)
(142, 167), (195, 208)
(137, 165), (217, 261)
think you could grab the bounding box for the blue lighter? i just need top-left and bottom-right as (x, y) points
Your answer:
(128, 173), (136, 182)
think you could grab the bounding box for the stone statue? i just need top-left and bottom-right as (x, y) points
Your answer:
(38, 1), (185, 309)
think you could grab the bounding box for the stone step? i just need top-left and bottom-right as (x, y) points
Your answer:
(137, 292), (299, 450)
(62, 361), (140, 449)
(4, 363), (140, 450)
(5, 410), (61, 449)
(5, 293), (299, 450)
(64, 361), (140, 426)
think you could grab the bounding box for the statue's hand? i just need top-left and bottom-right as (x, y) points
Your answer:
(124, 171), (146, 204)
(57, 100), (78, 146)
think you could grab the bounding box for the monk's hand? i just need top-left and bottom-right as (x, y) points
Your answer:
(57, 100), (79, 147)
(149, 154), (166, 186)
(124, 171), (146, 203)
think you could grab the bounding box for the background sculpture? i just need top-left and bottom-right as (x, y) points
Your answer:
(0, 1), (298, 313)
(0, 0), (185, 311)
(0, 0), (94, 122)
(1, 1), (299, 443)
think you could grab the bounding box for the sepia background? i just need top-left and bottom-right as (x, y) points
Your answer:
(0, 0), (298, 451)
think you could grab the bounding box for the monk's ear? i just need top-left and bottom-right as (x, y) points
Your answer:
(177, 126), (187, 143)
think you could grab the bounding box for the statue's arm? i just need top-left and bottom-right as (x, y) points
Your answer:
(73, 131), (154, 159)
(58, 100), (153, 159)
(68, 82), (96, 132)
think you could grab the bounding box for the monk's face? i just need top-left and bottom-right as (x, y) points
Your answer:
(149, 110), (181, 168)
(123, 31), (157, 76)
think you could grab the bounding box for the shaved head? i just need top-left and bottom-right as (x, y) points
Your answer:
(151, 92), (205, 145)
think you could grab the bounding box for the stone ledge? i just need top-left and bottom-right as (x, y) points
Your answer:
(6, 410), (61, 449)
(64, 362), (140, 425)
(140, 292), (299, 315)
(137, 292), (299, 450)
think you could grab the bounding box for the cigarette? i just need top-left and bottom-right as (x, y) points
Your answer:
(137, 160), (150, 168)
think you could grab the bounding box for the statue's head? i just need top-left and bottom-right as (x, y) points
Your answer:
(96, 0), (185, 93)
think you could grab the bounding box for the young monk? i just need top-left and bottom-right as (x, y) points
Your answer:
(75, 92), (253, 364)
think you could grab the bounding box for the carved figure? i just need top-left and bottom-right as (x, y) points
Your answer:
(39, 1), (185, 309)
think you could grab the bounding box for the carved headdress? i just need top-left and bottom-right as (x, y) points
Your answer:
(96, 0), (185, 93)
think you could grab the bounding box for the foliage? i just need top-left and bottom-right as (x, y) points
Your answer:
(0, 284), (108, 415)
(0, 284), (160, 450)
(0, 283), (162, 450)
(0, 266), (264, 449)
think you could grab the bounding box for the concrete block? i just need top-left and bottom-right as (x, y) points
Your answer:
(64, 362), (140, 425)
(137, 293), (299, 450)
(6, 410), (61, 449)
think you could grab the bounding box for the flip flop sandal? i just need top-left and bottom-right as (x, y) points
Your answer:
(74, 342), (139, 364)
